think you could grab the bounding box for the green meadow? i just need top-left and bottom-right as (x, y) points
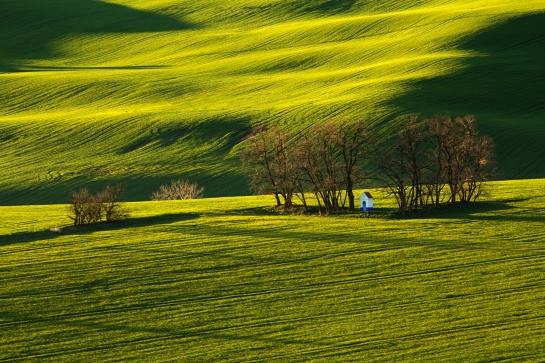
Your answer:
(2, 0), (545, 361)
(1, 0), (545, 204)
(2, 180), (545, 361)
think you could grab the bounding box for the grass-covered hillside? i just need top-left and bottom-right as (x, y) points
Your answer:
(1, 0), (545, 204)
(2, 179), (545, 361)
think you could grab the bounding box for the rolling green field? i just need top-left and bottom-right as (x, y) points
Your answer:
(2, 1), (545, 361)
(2, 179), (545, 361)
(1, 0), (545, 204)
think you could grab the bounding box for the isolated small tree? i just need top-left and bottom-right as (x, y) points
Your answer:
(151, 179), (204, 200)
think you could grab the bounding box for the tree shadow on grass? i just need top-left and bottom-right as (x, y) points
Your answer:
(0, 212), (200, 247)
(211, 199), (541, 222)
(230, 197), (545, 224)
(0, 0), (195, 72)
(389, 12), (545, 179)
(380, 198), (545, 223)
(396, 200), (516, 220)
(223, 207), (280, 217)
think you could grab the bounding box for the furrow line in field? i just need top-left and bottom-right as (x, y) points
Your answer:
(2, 278), (543, 329)
(2, 262), (544, 331)
(344, 315), (545, 350)
(263, 316), (545, 362)
(4, 306), (545, 363)
(514, 155), (545, 180)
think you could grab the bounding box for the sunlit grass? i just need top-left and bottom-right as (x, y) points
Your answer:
(2, 179), (545, 361)
(2, 2), (545, 360)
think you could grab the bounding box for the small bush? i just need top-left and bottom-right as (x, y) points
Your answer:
(151, 179), (204, 200)
(69, 183), (127, 226)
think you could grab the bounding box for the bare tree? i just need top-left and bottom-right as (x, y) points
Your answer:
(241, 125), (281, 206)
(427, 115), (495, 204)
(376, 114), (496, 215)
(297, 122), (346, 215)
(397, 116), (427, 211)
(241, 120), (368, 214)
(336, 119), (369, 211)
(151, 179), (204, 200)
(98, 183), (127, 222)
(424, 115), (450, 207)
(69, 184), (128, 225)
(270, 128), (300, 210)
(69, 188), (103, 225)
(427, 115), (464, 203)
(374, 131), (411, 216)
(69, 188), (90, 226)
(374, 116), (427, 216)
(454, 116), (496, 202)
(240, 125), (299, 210)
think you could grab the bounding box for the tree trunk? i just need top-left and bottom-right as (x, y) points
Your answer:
(347, 177), (355, 211)
(274, 192), (281, 207)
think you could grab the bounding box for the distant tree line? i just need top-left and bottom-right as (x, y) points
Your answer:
(240, 114), (496, 216)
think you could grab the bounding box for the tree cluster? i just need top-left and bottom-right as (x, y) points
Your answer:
(375, 115), (495, 216)
(69, 183), (126, 225)
(241, 115), (496, 216)
(241, 119), (368, 215)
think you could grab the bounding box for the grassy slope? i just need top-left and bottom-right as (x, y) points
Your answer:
(2, 179), (545, 361)
(1, 0), (545, 205)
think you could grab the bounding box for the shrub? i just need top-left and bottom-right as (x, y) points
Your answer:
(69, 183), (127, 225)
(151, 179), (204, 200)
(69, 188), (102, 226)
